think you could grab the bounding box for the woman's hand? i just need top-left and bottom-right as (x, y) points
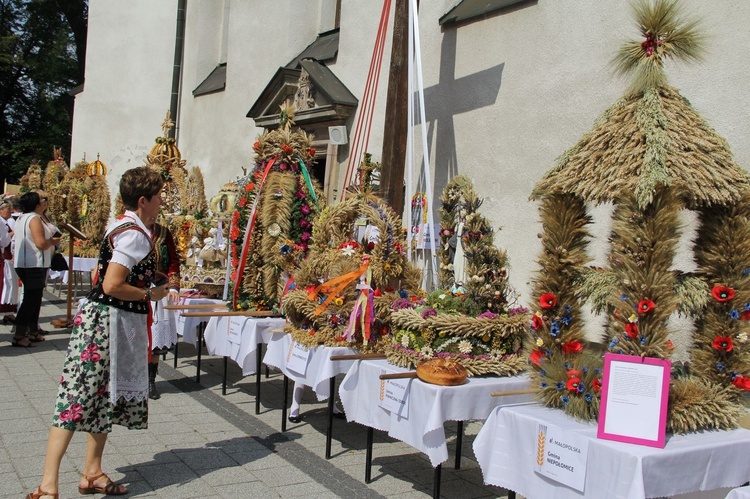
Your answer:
(167, 289), (179, 304)
(150, 283), (169, 302)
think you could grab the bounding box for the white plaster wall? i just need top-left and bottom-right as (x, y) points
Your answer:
(70, 0), (178, 204)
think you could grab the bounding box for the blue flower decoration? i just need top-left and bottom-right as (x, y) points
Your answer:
(640, 336), (647, 345)
(280, 244), (291, 255)
(577, 384), (585, 393)
(585, 393), (593, 403)
(620, 293), (629, 301)
(398, 290), (408, 299)
(556, 382), (564, 391)
(594, 368), (602, 374)
(609, 339), (619, 348)
(550, 321), (560, 337)
(744, 269), (750, 275)
(717, 362), (724, 372)
(564, 305), (572, 312)
(562, 314), (572, 326)
(730, 310), (740, 320)
(540, 369), (547, 377)
(582, 366), (589, 374)
(541, 382), (548, 388)
(561, 396), (569, 404)
(745, 303), (750, 311)
(564, 362), (571, 370)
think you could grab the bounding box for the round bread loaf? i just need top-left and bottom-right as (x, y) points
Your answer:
(416, 358), (468, 386)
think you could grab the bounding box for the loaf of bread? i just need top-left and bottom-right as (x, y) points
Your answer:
(416, 358), (468, 386)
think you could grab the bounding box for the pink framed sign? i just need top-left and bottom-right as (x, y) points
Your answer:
(597, 353), (671, 448)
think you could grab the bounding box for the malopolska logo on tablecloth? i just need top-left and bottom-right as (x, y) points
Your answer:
(534, 423), (589, 492)
(378, 369), (411, 419)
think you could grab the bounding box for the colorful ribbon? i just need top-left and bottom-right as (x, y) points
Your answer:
(232, 157), (277, 308)
(296, 155), (319, 210)
(309, 259), (370, 316)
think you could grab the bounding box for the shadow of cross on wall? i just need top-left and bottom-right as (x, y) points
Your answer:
(420, 27), (505, 197)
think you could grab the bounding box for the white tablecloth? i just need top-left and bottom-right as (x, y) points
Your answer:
(203, 315), (286, 375)
(340, 359), (532, 467)
(473, 403), (750, 499)
(175, 298), (226, 345)
(727, 486), (750, 499)
(49, 256), (98, 284)
(262, 333), (357, 400)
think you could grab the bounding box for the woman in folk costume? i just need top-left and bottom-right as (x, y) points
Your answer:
(148, 222), (180, 399)
(27, 167), (168, 499)
(0, 197), (18, 323)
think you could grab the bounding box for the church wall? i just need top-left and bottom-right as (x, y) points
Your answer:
(70, 0), (178, 203)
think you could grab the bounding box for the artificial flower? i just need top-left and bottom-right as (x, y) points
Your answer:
(531, 314), (544, 331)
(732, 375), (750, 390)
(712, 285), (735, 303)
(665, 339), (675, 351)
(561, 341), (583, 354)
(591, 378), (602, 393)
(530, 349), (546, 366)
(333, 297), (344, 306)
(421, 308), (437, 319)
(737, 332), (749, 343)
(458, 340), (473, 354)
(566, 377), (581, 392)
(742, 310), (750, 321)
(539, 292), (557, 309)
(300, 204), (311, 215)
(566, 369), (581, 379)
(536, 337), (544, 347)
(712, 336), (734, 353)
(637, 299), (655, 314)
(625, 322), (639, 339)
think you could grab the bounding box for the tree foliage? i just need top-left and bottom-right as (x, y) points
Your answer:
(0, 0), (87, 186)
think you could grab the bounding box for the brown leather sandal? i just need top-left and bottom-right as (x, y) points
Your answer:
(78, 472), (128, 495)
(25, 488), (58, 499)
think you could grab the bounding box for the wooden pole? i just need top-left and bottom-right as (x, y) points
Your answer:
(378, 0), (412, 216)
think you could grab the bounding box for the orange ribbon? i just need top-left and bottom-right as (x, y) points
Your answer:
(309, 260), (370, 316)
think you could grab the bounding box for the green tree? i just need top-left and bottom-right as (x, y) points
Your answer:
(0, 0), (87, 187)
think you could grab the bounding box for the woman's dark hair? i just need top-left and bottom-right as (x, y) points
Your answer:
(119, 167), (164, 210)
(18, 191), (41, 213)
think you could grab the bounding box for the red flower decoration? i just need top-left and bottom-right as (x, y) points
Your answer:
(531, 314), (544, 331)
(530, 349), (546, 366)
(245, 182), (255, 192)
(625, 322), (639, 339)
(591, 378), (602, 393)
(732, 376), (750, 390)
(373, 289), (382, 297)
(637, 299), (655, 314)
(712, 286), (735, 303)
(741, 310), (750, 321)
(665, 340), (674, 351)
(253, 141), (260, 151)
(566, 377), (581, 392)
(539, 293), (557, 309)
(712, 336), (734, 353)
(566, 369), (581, 379)
(561, 341), (583, 354)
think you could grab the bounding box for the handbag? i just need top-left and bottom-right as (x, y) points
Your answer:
(50, 252), (69, 271)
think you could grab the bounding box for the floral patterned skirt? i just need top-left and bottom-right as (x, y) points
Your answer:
(52, 300), (148, 433)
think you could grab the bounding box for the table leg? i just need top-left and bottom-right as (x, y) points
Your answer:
(281, 374), (289, 432)
(365, 426), (374, 483)
(325, 376), (335, 459)
(196, 323), (204, 383)
(433, 464), (442, 499)
(508, 491), (516, 499)
(255, 343), (262, 415)
(173, 342), (179, 369)
(265, 364), (270, 378)
(455, 420), (464, 469)
(222, 356), (228, 395)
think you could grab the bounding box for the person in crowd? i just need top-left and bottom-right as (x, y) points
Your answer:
(148, 222), (181, 399)
(0, 197), (18, 323)
(26, 167), (168, 499)
(33, 189), (61, 336)
(11, 191), (60, 347)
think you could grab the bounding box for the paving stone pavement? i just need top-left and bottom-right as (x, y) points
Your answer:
(0, 289), (512, 498)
